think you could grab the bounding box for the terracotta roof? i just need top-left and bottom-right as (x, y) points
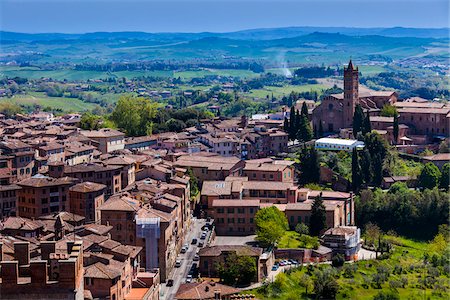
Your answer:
(98, 196), (140, 212)
(212, 199), (260, 207)
(0, 140), (31, 150)
(69, 181), (107, 193)
(18, 175), (77, 188)
(175, 281), (240, 300)
(83, 224), (113, 236)
(308, 190), (351, 200)
(103, 156), (136, 166)
(1, 217), (44, 231)
(423, 153), (450, 162)
(324, 226), (358, 236)
(198, 245), (262, 257)
(84, 262), (122, 279)
(80, 128), (125, 138)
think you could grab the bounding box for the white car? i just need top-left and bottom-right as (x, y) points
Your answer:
(186, 275), (193, 283)
(175, 260), (182, 267)
(180, 247), (187, 253)
(193, 254), (199, 261)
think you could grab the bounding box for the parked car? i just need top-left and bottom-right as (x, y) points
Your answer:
(191, 238), (198, 245)
(198, 242), (204, 247)
(175, 260), (182, 267)
(289, 259), (298, 265)
(184, 243), (189, 249)
(167, 279), (174, 287)
(279, 260), (285, 266)
(271, 264), (279, 271)
(193, 254), (200, 261)
(186, 275), (193, 283)
(206, 217), (211, 222)
(180, 247), (187, 253)
(200, 232), (207, 239)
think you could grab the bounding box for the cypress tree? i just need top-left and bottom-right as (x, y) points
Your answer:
(372, 153), (383, 186)
(284, 117), (289, 132)
(318, 121), (324, 138)
(295, 109), (301, 135)
(353, 104), (364, 138)
(360, 149), (372, 184)
(301, 101), (308, 117)
(310, 193), (327, 236)
(297, 115), (313, 143)
(351, 148), (362, 191)
(393, 114), (399, 145)
(362, 111), (372, 135)
(289, 106), (296, 140)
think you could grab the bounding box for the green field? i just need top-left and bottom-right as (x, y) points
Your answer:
(278, 231), (319, 249)
(248, 84), (327, 98)
(245, 236), (449, 300)
(0, 92), (97, 112)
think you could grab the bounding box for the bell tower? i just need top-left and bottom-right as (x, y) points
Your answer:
(343, 60), (359, 127)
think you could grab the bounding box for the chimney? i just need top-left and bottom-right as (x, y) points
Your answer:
(1, 261), (18, 286)
(30, 260), (48, 286)
(14, 242), (30, 266)
(40, 241), (56, 260)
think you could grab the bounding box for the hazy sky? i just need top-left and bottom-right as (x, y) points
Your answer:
(0, 0), (449, 33)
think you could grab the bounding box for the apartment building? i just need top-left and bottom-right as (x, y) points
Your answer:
(243, 159), (295, 182)
(16, 175), (78, 218)
(80, 128), (125, 153)
(69, 181), (107, 223)
(0, 140), (35, 182)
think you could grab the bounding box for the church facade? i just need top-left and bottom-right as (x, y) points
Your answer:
(312, 60), (398, 133)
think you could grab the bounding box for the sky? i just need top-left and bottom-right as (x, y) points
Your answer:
(0, 0), (449, 33)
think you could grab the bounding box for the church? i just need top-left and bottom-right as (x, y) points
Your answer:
(312, 60), (398, 133)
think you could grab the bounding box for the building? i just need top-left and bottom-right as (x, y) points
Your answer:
(243, 159), (295, 182)
(198, 245), (263, 282)
(0, 240), (85, 299)
(0, 140), (35, 182)
(57, 163), (122, 196)
(322, 226), (361, 260)
(69, 182), (107, 223)
(0, 184), (21, 217)
(174, 155), (244, 184)
(175, 281), (241, 300)
(17, 175), (77, 218)
(314, 138), (365, 152)
(80, 128), (125, 153)
(422, 153), (450, 170)
(312, 60), (396, 133)
(211, 199), (259, 235)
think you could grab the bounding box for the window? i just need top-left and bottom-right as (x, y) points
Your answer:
(237, 208), (244, 214)
(217, 208), (224, 213)
(250, 218), (253, 223)
(227, 208), (234, 213)
(41, 198), (48, 204)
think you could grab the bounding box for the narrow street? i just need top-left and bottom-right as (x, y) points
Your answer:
(160, 217), (209, 300)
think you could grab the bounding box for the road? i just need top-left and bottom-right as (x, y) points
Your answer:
(160, 217), (209, 300)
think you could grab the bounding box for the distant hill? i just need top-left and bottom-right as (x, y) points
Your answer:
(1, 26), (449, 42)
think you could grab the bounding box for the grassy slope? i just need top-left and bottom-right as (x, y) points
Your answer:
(0, 92), (97, 112)
(248, 84), (327, 98)
(246, 236), (449, 300)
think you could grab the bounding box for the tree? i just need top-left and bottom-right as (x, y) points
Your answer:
(295, 109), (301, 135)
(299, 147), (320, 184)
(0, 102), (22, 118)
(380, 104), (398, 117)
(373, 291), (400, 300)
(187, 168), (199, 199)
(352, 148), (362, 192)
(297, 115), (313, 143)
(393, 113), (399, 145)
(283, 117), (289, 132)
(288, 106), (296, 140)
(318, 121), (324, 138)
(332, 254), (345, 268)
(360, 149), (372, 183)
(295, 223), (310, 235)
(309, 193), (327, 236)
(418, 162), (442, 189)
(255, 206), (288, 247)
(216, 253), (257, 286)
(301, 101), (308, 117)
(362, 110), (372, 135)
(111, 94), (157, 136)
(353, 104), (364, 138)
(80, 112), (103, 130)
(313, 268), (339, 299)
(440, 163), (449, 190)
(298, 273), (313, 296)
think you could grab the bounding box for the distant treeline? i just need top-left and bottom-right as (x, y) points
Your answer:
(294, 66), (343, 78)
(74, 61), (265, 73)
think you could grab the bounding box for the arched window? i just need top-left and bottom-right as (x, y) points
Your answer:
(328, 103), (334, 111)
